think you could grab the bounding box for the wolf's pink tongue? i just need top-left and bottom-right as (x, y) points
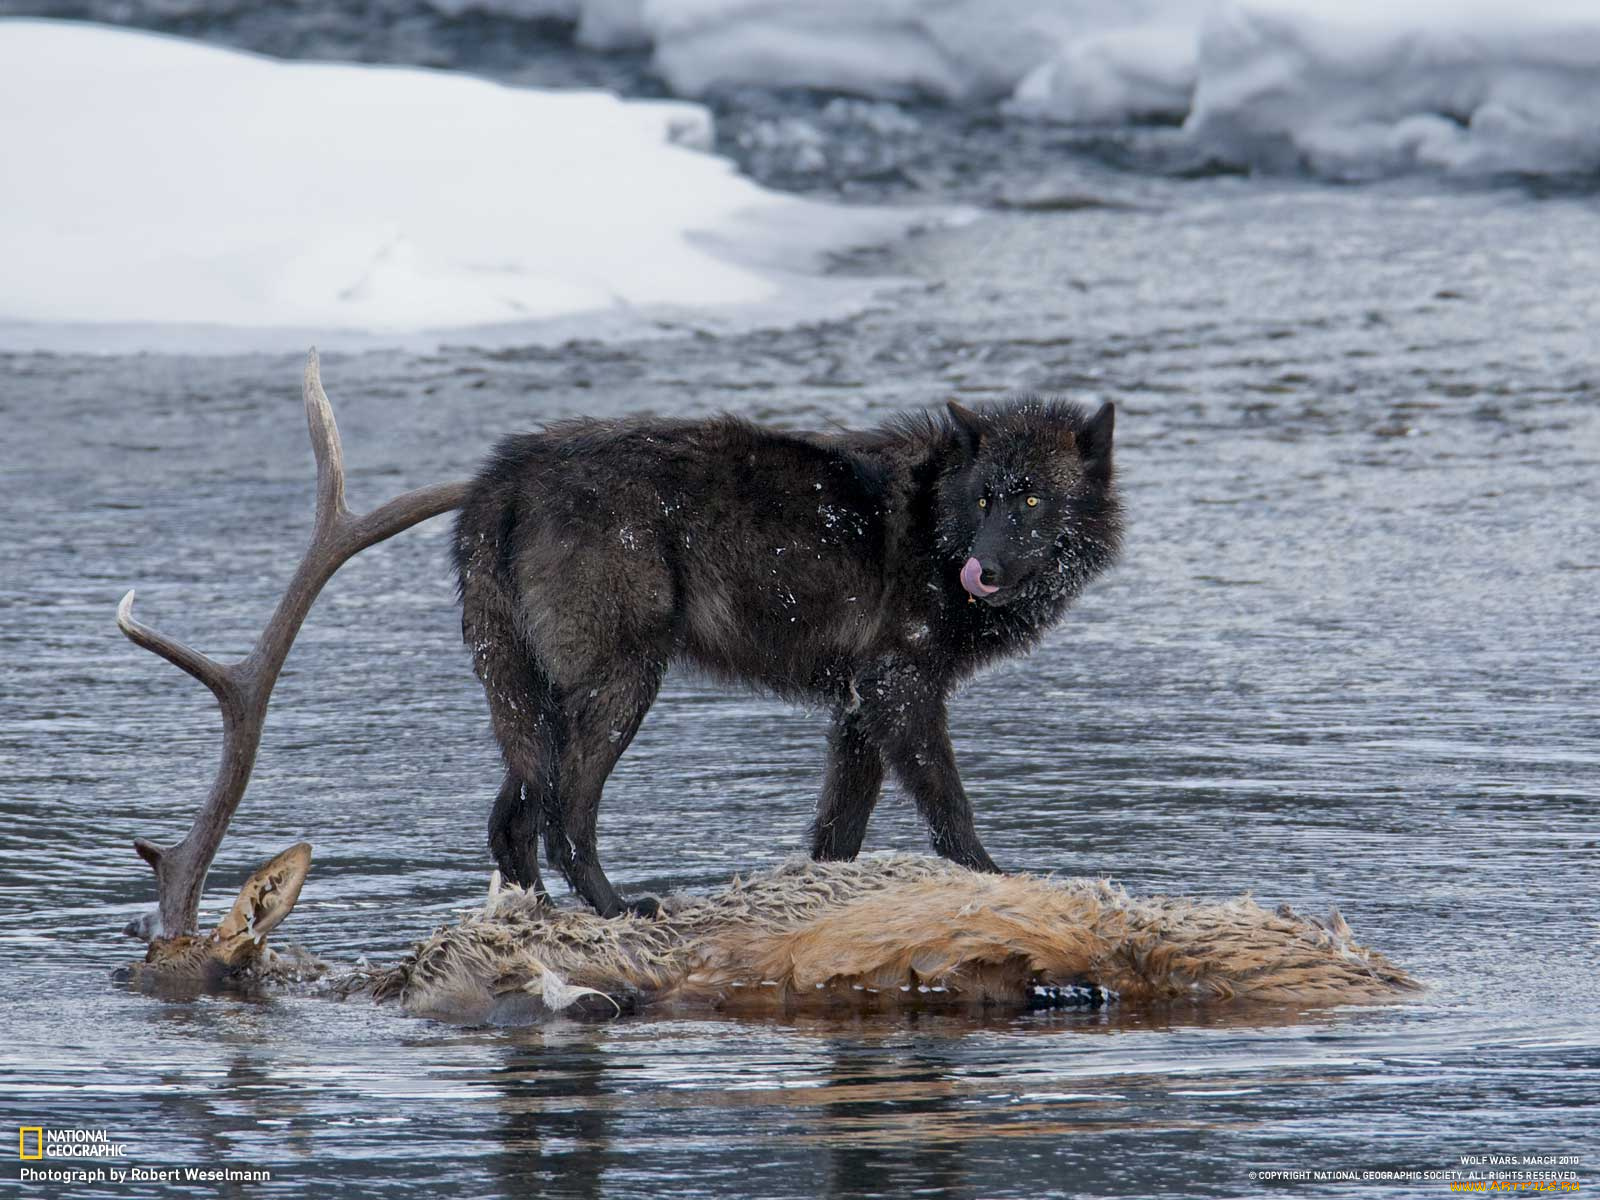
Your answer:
(961, 556), (998, 597)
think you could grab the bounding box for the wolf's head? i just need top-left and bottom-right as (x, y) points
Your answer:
(935, 398), (1121, 609)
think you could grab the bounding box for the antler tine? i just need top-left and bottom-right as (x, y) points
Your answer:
(349, 481), (471, 551)
(122, 351), (471, 940)
(116, 589), (238, 707)
(303, 348), (349, 528)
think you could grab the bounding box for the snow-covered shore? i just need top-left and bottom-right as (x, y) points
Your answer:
(3, 1), (1594, 353)
(0, 20), (920, 352)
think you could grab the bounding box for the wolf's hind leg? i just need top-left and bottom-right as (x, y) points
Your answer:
(488, 770), (550, 901)
(466, 600), (564, 893)
(810, 709), (884, 861)
(482, 677), (563, 892)
(546, 660), (666, 918)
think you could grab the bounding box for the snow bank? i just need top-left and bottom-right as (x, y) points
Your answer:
(0, 20), (917, 351)
(1008, 22), (1200, 125)
(1186, 0), (1600, 179)
(565, 0), (1600, 176)
(581, 0), (1203, 104)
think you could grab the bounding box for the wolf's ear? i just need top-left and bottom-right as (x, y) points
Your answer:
(1081, 402), (1114, 471)
(946, 400), (985, 457)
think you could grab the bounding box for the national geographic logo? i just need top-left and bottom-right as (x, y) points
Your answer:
(16, 1126), (130, 1160)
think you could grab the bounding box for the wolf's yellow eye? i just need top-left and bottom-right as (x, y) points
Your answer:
(1026, 495), (1039, 507)
(977, 498), (987, 509)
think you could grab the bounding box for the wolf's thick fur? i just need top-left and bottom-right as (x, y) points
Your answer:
(368, 857), (1421, 1023)
(454, 399), (1121, 916)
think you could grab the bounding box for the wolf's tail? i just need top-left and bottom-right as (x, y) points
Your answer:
(455, 493), (564, 892)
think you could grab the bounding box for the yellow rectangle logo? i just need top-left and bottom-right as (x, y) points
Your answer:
(18, 1127), (43, 1160)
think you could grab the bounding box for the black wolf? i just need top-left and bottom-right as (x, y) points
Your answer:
(454, 398), (1121, 917)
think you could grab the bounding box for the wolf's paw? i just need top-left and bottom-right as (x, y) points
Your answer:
(625, 895), (662, 919)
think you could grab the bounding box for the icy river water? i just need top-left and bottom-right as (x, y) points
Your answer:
(3, 35), (1600, 1200)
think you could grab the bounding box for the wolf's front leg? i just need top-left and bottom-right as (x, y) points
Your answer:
(858, 674), (1001, 873)
(810, 708), (885, 861)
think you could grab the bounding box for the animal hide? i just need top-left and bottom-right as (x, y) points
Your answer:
(355, 856), (1419, 1024)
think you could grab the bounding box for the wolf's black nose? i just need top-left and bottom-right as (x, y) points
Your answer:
(979, 565), (1000, 588)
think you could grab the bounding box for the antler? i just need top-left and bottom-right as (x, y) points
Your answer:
(119, 350), (470, 939)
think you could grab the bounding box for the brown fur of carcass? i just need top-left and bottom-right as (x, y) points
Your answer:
(357, 856), (1419, 1024)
